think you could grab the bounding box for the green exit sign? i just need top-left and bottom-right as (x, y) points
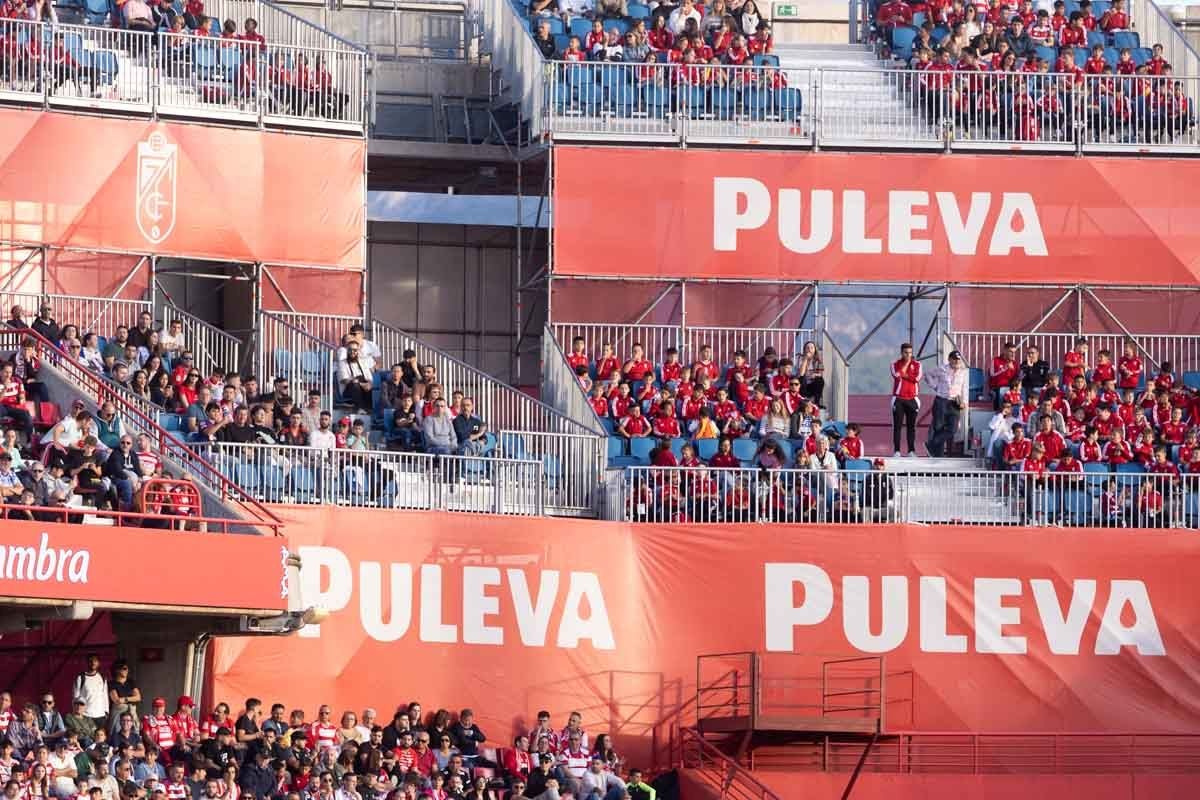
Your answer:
(774, 3), (799, 16)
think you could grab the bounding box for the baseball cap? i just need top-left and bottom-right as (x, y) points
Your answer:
(873, 458), (885, 468)
(153, 697), (166, 707)
(177, 695), (194, 709)
(948, 350), (962, 361)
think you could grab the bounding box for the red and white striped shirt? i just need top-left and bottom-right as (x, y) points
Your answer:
(164, 782), (189, 800)
(0, 709), (13, 736)
(143, 714), (177, 750)
(201, 714), (232, 739)
(309, 721), (339, 752)
(0, 379), (22, 407)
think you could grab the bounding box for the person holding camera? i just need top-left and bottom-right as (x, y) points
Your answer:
(924, 350), (969, 458)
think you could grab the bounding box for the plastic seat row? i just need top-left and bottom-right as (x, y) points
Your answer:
(554, 78), (803, 120)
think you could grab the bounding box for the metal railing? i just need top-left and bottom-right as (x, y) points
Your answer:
(1128, 0), (1200, 83)
(479, 0), (543, 133)
(949, 330), (1200, 378)
(158, 302), (243, 377)
(541, 324), (606, 436)
(550, 322), (818, 376)
(258, 312), (338, 410)
(541, 63), (1200, 153)
(205, 0), (369, 52)
(824, 731), (1200, 774)
(819, 323), (849, 422)
(0, 291), (151, 337)
(616, 465), (1200, 528)
(373, 319), (607, 514)
(204, 440), (545, 515)
(677, 726), (784, 800)
(545, 61), (810, 145)
(0, 18), (367, 133)
(266, 311), (361, 351)
(309, 2), (475, 60)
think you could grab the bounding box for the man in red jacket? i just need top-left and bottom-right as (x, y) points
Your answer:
(890, 343), (922, 458)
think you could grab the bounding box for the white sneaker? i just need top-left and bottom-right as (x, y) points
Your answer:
(893, 451), (902, 458)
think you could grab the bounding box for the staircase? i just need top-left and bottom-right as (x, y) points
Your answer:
(776, 43), (939, 145)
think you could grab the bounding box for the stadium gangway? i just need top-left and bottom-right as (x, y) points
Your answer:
(0, 18), (368, 134)
(202, 0), (370, 53)
(157, 302), (243, 378)
(948, 330), (1200, 382)
(205, 440), (547, 515)
(540, 62), (1200, 155)
(263, 0), (477, 61)
(257, 311), (339, 411)
(615, 464), (1200, 529)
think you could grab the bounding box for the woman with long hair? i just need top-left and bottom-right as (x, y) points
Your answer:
(797, 341), (824, 407)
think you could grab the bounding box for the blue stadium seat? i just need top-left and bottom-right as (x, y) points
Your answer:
(1082, 461), (1109, 495)
(607, 436), (638, 468)
(291, 465), (317, 504)
(892, 27), (918, 60)
(84, 0), (108, 25)
(627, 3), (651, 18)
(1112, 31), (1139, 50)
(1036, 45), (1057, 66)
(1060, 489), (1092, 525)
(752, 54), (780, 67)
(553, 33), (570, 53)
(1103, 46), (1119, 66)
(778, 87), (802, 119)
(159, 413), (183, 432)
(969, 367), (985, 402)
(1115, 461), (1146, 492)
(731, 437), (757, 466)
(569, 18), (593, 39)
(844, 458), (872, 473)
(262, 464), (288, 502)
(89, 50), (119, 83)
(500, 432), (530, 460)
(1086, 30), (1107, 48)
(775, 439), (793, 466)
(629, 436), (656, 465)
(599, 417), (616, 435)
(1182, 371), (1200, 390)
(696, 438), (719, 460)
(543, 454), (563, 489)
(1132, 47), (1151, 66)
(1073, 47), (1089, 66)
(221, 46), (242, 74)
(544, 17), (565, 35)
(912, 11), (927, 27)
(607, 18), (629, 34)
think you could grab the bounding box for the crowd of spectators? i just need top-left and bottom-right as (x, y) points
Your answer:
(0, 660), (658, 800)
(0, 305), (197, 523)
(876, 0), (1196, 144)
(531, 0), (776, 69)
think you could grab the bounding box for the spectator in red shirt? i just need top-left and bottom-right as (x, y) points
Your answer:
(1104, 427), (1133, 465)
(709, 437), (739, 468)
(989, 342), (1019, 409)
(617, 405), (650, 440)
(609, 382), (633, 419)
(566, 337), (589, 374)
(890, 343), (922, 457)
(0, 362), (32, 443)
(594, 343), (620, 383)
(1137, 477), (1166, 527)
(622, 343), (653, 383)
(1002, 423), (1032, 469)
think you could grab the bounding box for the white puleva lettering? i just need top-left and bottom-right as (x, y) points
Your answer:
(297, 547), (616, 649)
(764, 564), (1164, 657)
(713, 178), (1049, 257)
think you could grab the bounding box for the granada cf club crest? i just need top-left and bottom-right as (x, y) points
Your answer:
(135, 131), (177, 245)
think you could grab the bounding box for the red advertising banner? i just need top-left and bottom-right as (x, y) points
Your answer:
(0, 109), (364, 269)
(552, 147), (1200, 286)
(210, 509), (1200, 767)
(0, 522), (287, 612)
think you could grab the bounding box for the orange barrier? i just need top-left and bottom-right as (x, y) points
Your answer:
(552, 147), (1200, 286)
(0, 519), (287, 611)
(210, 508), (1200, 768)
(0, 108), (364, 269)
